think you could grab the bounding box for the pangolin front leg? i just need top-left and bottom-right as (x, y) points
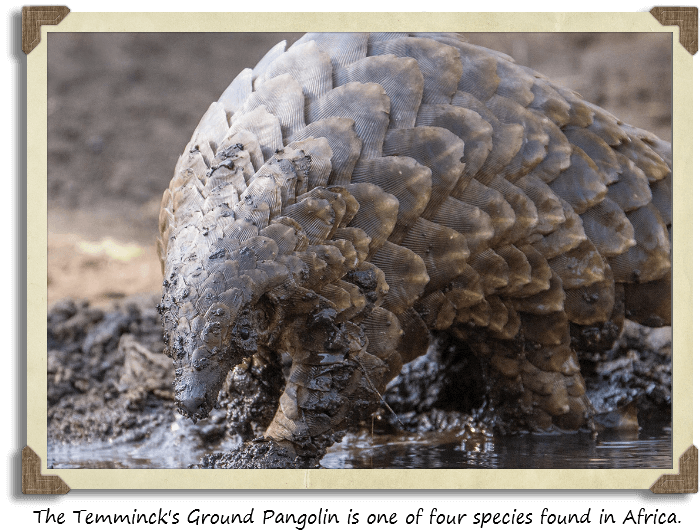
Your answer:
(158, 32), (672, 467)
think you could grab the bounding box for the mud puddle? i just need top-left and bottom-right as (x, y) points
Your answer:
(321, 427), (672, 469)
(48, 426), (671, 470)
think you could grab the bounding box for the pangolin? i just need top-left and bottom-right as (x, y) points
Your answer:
(157, 33), (672, 467)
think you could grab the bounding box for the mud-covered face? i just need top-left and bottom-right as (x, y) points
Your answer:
(161, 295), (271, 422)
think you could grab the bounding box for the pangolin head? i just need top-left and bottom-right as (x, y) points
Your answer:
(158, 261), (280, 422)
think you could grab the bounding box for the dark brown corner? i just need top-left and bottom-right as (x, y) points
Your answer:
(650, 445), (698, 493)
(22, 446), (70, 495)
(21, 5), (70, 54)
(651, 6), (698, 55)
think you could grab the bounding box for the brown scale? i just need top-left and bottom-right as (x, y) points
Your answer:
(368, 36), (462, 105)
(451, 91), (524, 186)
(159, 32), (673, 464)
(383, 126), (466, 220)
(415, 103), (493, 180)
(350, 157), (432, 245)
(493, 56), (536, 107)
(307, 82), (390, 160)
(335, 54), (424, 130)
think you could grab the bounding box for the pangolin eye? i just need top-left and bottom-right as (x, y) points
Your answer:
(240, 328), (250, 340)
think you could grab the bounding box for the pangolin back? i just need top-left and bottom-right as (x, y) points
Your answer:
(158, 33), (672, 453)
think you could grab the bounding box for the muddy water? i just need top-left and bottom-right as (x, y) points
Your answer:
(48, 426), (671, 470)
(321, 427), (672, 469)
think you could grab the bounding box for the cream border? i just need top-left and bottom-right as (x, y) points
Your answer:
(28, 12), (692, 489)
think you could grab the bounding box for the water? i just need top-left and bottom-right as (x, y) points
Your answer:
(48, 426), (671, 469)
(321, 427), (672, 469)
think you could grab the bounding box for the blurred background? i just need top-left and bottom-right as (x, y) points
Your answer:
(46, 32), (672, 307)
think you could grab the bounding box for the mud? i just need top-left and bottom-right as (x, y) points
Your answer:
(47, 296), (670, 468)
(47, 296), (230, 456)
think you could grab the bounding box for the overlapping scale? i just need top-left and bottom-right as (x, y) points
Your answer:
(350, 156), (432, 245)
(605, 152), (653, 212)
(286, 137), (333, 191)
(370, 241), (429, 315)
(485, 95), (548, 180)
(255, 41), (333, 102)
(368, 36), (462, 104)
(218, 68), (253, 117)
(288, 117), (362, 185)
(217, 129), (265, 175)
(452, 91), (524, 184)
(402, 217), (471, 293)
(306, 82), (390, 159)
(237, 74), (306, 142)
(564, 127), (621, 185)
(493, 57), (535, 107)
(509, 244), (551, 298)
(549, 239), (607, 290)
(227, 105), (284, 163)
(528, 120), (572, 184)
(469, 248), (509, 295)
(430, 37), (501, 102)
(292, 32), (369, 71)
(430, 196), (494, 255)
(528, 76), (571, 127)
(607, 203), (671, 283)
(510, 271), (564, 315)
(335, 54), (424, 129)
(548, 146), (607, 214)
(416, 290), (456, 330)
(554, 85), (594, 128)
(453, 177), (515, 245)
(579, 197), (635, 257)
(585, 103), (629, 146)
(443, 264), (484, 310)
(281, 196), (335, 245)
(532, 199), (587, 259)
(188, 102), (230, 155)
(344, 182), (399, 257)
(383, 126), (465, 219)
(415, 103), (493, 181)
(251, 40), (288, 83)
(495, 244), (531, 296)
(514, 174), (565, 235)
(298, 187), (348, 236)
(487, 176), (539, 245)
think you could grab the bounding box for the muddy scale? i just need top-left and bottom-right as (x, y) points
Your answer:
(150, 32), (672, 468)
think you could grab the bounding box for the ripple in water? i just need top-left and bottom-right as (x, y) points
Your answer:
(48, 427), (671, 469)
(321, 427), (672, 469)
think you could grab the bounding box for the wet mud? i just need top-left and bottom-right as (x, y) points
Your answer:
(47, 296), (671, 469)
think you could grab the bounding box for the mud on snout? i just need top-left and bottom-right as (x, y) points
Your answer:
(167, 299), (275, 422)
(174, 361), (228, 421)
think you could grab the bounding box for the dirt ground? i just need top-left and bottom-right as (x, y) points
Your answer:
(46, 31), (672, 307)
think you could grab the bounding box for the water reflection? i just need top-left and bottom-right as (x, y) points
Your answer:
(48, 427), (671, 469)
(321, 427), (672, 469)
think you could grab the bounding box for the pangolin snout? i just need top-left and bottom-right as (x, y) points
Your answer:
(175, 370), (208, 419)
(180, 390), (205, 415)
